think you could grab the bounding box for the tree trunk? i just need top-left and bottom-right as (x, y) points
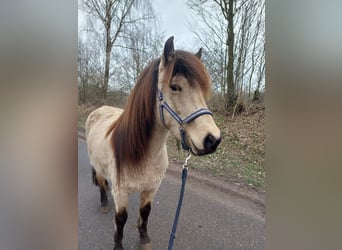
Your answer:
(226, 0), (236, 109)
(103, 41), (111, 102)
(253, 53), (265, 101)
(101, 7), (113, 103)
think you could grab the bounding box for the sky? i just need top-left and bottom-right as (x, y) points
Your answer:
(152, 0), (198, 50)
(78, 0), (199, 50)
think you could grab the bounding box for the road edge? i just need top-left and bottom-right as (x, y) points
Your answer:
(78, 128), (265, 209)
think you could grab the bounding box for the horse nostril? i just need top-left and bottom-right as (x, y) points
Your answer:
(203, 134), (221, 152)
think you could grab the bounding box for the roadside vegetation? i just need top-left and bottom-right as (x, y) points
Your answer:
(167, 103), (265, 192)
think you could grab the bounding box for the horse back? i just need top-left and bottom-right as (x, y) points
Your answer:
(85, 106), (122, 137)
(85, 106), (123, 179)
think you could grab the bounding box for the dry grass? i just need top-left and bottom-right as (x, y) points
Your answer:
(167, 104), (265, 192)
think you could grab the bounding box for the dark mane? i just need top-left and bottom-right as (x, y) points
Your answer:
(106, 50), (211, 183)
(106, 58), (160, 182)
(173, 50), (211, 99)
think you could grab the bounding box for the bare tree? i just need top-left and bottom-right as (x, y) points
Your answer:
(78, 40), (90, 104)
(253, 42), (265, 101)
(188, 2), (227, 109)
(81, 0), (139, 103)
(226, 0), (236, 107)
(78, 38), (107, 104)
(106, 2), (163, 93)
(188, 0), (237, 109)
(188, 0), (265, 112)
(79, 0), (163, 105)
(113, 25), (163, 92)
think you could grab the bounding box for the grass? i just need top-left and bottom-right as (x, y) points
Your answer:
(167, 107), (265, 192)
(78, 103), (265, 193)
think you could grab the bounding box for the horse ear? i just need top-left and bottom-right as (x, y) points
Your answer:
(195, 48), (202, 59)
(163, 36), (175, 65)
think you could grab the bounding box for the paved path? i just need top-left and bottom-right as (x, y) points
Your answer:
(78, 138), (265, 250)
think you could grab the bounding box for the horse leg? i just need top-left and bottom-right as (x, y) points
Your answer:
(138, 190), (156, 250)
(112, 191), (128, 250)
(92, 168), (109, 213)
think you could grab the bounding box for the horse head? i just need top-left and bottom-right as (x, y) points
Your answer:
(157, 36), (221, 155)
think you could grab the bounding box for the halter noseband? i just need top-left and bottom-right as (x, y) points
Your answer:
(158, 90), (213, 151)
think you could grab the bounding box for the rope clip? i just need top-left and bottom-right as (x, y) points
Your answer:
(182, 151), (192, 169)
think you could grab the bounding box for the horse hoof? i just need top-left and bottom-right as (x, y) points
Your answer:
(114, 246), (124, 250)
(100, 206), (109, 213)
(140, 242), (152, 250)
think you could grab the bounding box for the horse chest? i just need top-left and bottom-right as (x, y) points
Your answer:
(124, 155), (168, 193)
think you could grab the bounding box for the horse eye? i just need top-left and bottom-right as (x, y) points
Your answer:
(170, 84), (181, 92)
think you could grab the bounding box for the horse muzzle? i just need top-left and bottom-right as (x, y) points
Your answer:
(189, 133), (222, 156)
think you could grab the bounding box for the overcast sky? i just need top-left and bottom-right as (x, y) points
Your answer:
(78, 0), (199, 50)
(153, 0), (198, 50)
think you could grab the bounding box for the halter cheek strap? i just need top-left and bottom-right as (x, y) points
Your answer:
(158, 90), (213, 151)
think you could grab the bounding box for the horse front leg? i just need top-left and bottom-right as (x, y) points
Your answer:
(138, 189), (156, 250)
(112, 191), (128, 250)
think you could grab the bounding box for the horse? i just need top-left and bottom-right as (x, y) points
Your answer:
(85, 36), (221, 250)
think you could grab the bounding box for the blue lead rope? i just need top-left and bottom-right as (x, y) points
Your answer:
(168, 153), (191, 250)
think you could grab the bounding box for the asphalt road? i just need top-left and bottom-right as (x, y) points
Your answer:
(78, 138), (265, 250)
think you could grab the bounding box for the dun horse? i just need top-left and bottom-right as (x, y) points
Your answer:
(85, 37), (221, 250)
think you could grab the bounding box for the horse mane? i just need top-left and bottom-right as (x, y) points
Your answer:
(173, 50), (211, 99)
(106, 50), (211, 183)
(106, 58), (159, 182)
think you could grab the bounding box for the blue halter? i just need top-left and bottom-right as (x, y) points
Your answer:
(158, 90), (213, 151)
